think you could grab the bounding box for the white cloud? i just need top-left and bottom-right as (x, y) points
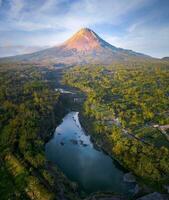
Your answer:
(0, 45), (49, 57)
(0, 0), (169, 57)
(9, 0), (25, 19)
(104, 25), (169, 58)
(2, 0), (148, 31)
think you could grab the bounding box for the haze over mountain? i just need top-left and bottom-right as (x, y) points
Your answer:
(0, 45), (48, 58)
(161, 57), (169, 61)
(1, 28), (153, 65)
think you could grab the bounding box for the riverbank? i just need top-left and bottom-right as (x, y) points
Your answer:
(78, 107), (169, 200)
(44, 69), (132, 199)
(46, 111), (135, 199)
(78, 112), (127, 169)
(48, 67), (168, 199)
(0, 64), (82, 200)
(78, 111), (163, 198)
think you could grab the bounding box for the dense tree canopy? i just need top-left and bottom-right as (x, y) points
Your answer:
(64, 63), (169, 188)
(0, 64), (79, 200)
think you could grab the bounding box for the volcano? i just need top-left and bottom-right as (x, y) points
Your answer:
(1, 28), (152, 65)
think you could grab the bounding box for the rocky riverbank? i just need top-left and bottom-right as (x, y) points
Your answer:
(78, 111), (169, 200)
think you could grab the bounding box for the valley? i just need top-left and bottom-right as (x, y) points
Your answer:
(0, 64), (81, 200)
(45, 111), (135, 196)
(0, 27), (169, 200)
(0, 61), (169, 200)
(63, 63), (169, 189)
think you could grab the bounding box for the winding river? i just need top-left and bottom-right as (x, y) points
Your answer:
(45, 112), (135, 195)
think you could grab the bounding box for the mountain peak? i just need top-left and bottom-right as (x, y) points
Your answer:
(78, 27), (93, 33)
(1, 28), (151, 65)
(73, 27), (96, 35)
(64, 28), (101, 51)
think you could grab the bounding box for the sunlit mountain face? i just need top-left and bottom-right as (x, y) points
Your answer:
(0, 28), (153, 65)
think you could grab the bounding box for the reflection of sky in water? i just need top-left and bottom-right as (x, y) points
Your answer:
(45, 112), (135, 195)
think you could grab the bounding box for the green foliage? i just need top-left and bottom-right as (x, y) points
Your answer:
(64, 63), (169, 186)
(0, 64), (77, 199)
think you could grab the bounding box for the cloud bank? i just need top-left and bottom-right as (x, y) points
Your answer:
(0, 0), (169, 57)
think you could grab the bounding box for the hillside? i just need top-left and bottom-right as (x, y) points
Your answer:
(162, 57), (169, 61)
(63, 63), (169, 189)
(0, 28), (154, 65)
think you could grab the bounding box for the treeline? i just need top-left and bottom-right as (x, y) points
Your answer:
(63, 63), (169, 190)
(0, 64), (79, 200)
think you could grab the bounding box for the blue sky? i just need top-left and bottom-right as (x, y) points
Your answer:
(0, 0), (169, 58)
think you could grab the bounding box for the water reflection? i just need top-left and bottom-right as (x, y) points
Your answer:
(45, 112), (135, 195)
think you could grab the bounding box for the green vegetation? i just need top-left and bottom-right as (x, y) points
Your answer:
(64, 63), (169, 189)
(0, 63), (79, 200)
(1, 61), (169, 199)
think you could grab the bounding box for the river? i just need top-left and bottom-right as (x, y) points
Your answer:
(45, 112), (135, 195)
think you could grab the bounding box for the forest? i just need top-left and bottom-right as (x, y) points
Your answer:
(0, 61), (169, 199)
(0, 63), (79, 200)
(63, 62), (169, 190)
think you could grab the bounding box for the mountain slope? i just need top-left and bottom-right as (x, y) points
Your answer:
(161, 57), (169, 61)
(0, 28), (153, 65)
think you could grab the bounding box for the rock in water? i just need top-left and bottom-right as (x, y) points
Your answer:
(123, 172), (136, 183)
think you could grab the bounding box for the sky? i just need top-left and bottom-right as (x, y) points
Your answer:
(0, 0), (169, 58)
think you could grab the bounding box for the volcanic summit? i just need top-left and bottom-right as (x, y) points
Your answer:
(63, 28), (105, 51)
(1, 28), (151, 65)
